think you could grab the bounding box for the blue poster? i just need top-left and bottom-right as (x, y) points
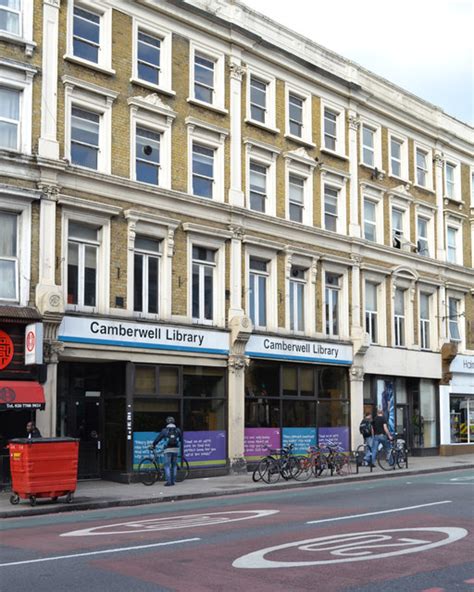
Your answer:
(378, 379), (395, 433)
(133, 431), (158, 470)
(318, 427), (350, 452)
(282, 427), (317, 455)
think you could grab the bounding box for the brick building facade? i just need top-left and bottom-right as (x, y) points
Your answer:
(1, 0), (473, 481)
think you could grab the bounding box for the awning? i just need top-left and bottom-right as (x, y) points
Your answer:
(0, 381), (45, 410)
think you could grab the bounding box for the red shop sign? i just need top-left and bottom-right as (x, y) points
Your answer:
(0, 330), (14, 370)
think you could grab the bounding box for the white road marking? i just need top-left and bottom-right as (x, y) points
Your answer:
(0, 537), (201, 568)
(450, 476), (474, 482)
(62, 509), (279, 537)
(233, 527), (467, 568)
(306, 500), (451, 524)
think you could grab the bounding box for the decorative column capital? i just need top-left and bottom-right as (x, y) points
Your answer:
(350, 253), (362, 266)
(229, 62), (246, 82)
(433, 151), (445, 168)
(228, 225), (245, 240)
(43, 340), (64, 364)
(228, 355), (249, 374)
(38, 183), (60, 201)
(347, 114), (360, 131)
(350, 365), (365, 382)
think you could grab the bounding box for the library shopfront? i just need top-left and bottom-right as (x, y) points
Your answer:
(56, 316), (353, 481)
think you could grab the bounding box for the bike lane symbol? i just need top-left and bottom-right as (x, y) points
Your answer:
(233, 527), (468, 569)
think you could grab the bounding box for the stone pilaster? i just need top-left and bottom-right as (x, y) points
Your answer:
(347, 111), (361, 238)
(349, 364), (365, 450)
(434, 150), (446, 261)
(228, 55), (246, 207)
(228, 225), (244, 319)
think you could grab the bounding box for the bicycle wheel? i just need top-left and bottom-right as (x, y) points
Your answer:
(396, 448), (408, 469)
(253, 457), (272, 482)
(260, 458), (281, 484)
(176, 458), (190, 482)
(138, 458), (159, 485)
(377, 448), (395, 471)
(315, 453), (330, 477)
(334, 454), (352, 476)
(355, 444), (367, 467)
(293, 456), (312, 481)
(283, 456), (301, 480)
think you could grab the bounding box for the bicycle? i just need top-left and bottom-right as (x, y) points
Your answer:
(252, 443), (301, 484)
(376, 433), (408, 471)
(138, 446), (190, 485)
(321, 444), (352, 476)
(293, 445), (328, 481)
(355, 440), (374, 468)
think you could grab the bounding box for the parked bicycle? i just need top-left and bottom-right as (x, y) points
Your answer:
(138, 446), (190, 485)
(293, 445), (328, 481)
(355, 440), (374, 468)
(321, 444), (352, 476)
(252, 443), (302, 484)
(376, 432), (408, 471)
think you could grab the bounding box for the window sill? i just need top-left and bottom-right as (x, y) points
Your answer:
(130, 77), (176, 97)
(284, 133), (316, 149)
(413, 183), (435, 195)
(0, 32), (36, 56)
(443, 195), (464, 207)
(320, 148), (348, 161)
(64, 54), (116, 76)
(359, 162), (385, 174)
(187, 98), (228, 115)
(245, 118), (280, 135)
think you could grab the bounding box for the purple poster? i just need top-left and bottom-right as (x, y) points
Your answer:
(244, 428), (281, 460)
(183, 430), (226, 467)
(318, 427), (350, 452)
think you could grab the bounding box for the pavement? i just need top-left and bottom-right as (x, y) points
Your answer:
(1, 453), (473, 519)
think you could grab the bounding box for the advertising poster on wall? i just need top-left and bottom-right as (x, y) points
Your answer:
(244, 428), (281, 460)
(282, 427), (317, 455)
(133, 431), (157, 470)
(183, 430), (226, 467)
(318, 427), (350, 452)
(377, 379), (395, 433)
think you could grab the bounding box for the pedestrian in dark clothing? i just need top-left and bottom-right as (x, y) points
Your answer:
(151, 417), (181, 486)
(359, 412), (374, 465)
(26, 421), (42, 439)
(371, 407), (392, 466)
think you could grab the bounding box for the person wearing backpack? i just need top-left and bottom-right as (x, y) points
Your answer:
(152, 417), (182, 486)
(359, 412), (374, 466)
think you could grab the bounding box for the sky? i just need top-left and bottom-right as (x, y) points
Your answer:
(241, 0), (474, 126)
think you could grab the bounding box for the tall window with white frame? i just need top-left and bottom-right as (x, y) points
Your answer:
(73, 5), (100, 63)
(192, 246), (215, 323)
(446, 226), (457, 264)
(390, 137), (402, 177)
(134, 236), (160, 315)
(394, 288), (405, 347)
(289, 266), (305, 332)
(67, 222), (99, 308)
(0, 86), (20, 150)
(249, 161), (267, 213)
(323, 108), (337, 151)
(136, 126), (160, 185)
(194, 53), (215, 104)
(0, 211), (18, 301)
(325, 272), (340, 336)
(192, 143), (214, 198)
(71, 107), (100, 170)
(445, 162), (455, 199)
(0, 0), (21, 35)
(392, 208), (404, 249)
(288, 93), (303, 137)
(419, 292), (430, 350)
(288, 174), (304, 223)
(137, 30), (161, 86)
(249, 257), (268, 329)
(324, 185), (338, 232)
(448, 297), (461, 342)
(249, 76), (267, 123)
(362, 124), (375, 167)
(416, 148), (428, 187)
(363, 199), (377, 242)
(417, 216), (429, 256)
(365, 282), (378, 344)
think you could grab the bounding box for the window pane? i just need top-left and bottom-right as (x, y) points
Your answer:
(0, 5), (20, 35)
(0, 121), (18, 149)
(159, 367), (179, 395)
(0, 260), (16, 299)
(147, 255), (158, 314)
(69, 222), (98, 241)
(133, 253), (143, 312)
(135, 366), (156, 395)
(0, 211), (17, 256)
(366, 283), (376, 311)
(138, 31), (160, 85)
(192, 263), (200, 318)
(204, 265), (213, 320)
(67, 242), (78, 304)
(420, 293), (429, 319)
(0, 87), (19, 119)
(395, 289), (404, 315)
(258, 274), (266, 326)
(84, 244), (97, 306)
(136, 236), (160, 253)
(71, 108), (99, 144)
(282, 366), (297, 396)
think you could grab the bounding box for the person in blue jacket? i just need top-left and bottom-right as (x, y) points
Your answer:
(151, 417), (181, 486)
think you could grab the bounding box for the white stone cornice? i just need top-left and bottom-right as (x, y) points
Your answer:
(0, 56), (38, 76)
(182, 222), (233, 240)
(242, 235), (285, 251)
(284, 147), (318, 168)
(61, 75), (119, 101)
(128, 94), (177, 122)
(387, 183), (414, 203)
(243, 137), (280, 156)
(320, 164), (350, 181)
(123, 209), (180, 230)
(185, 116), (229, 141)
(58, 195), (122, 216)
(0, 184), (40, 202)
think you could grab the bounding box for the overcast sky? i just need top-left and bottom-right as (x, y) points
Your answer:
(241, 0), (474, 126)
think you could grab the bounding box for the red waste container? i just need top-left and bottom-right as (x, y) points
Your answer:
(8, 437), (79, 506)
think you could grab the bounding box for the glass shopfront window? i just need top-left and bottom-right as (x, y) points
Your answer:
(450, 396), (474, 444)
(245, 361), (350, 454)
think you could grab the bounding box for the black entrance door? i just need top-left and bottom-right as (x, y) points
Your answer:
(76, 392), (102, 478)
